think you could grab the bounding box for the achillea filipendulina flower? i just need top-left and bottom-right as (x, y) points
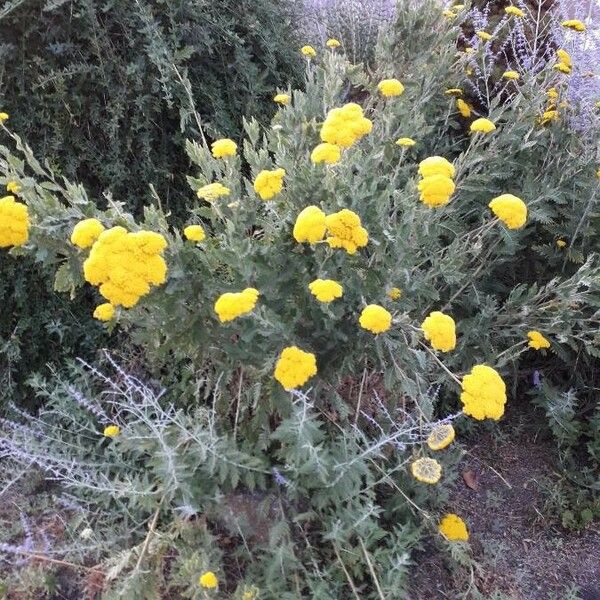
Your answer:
(470, 118), (496, 133)
(502, 70), (520, 80)
(274, 346), (317, 390)
(184, 225), (206, 242)
(320, 103), (372, 148)
(438, 514), (469, 541)
(293, 206), (326, 243)
(418, 156), (455, 179)
(547, 87), (559, 100)
(527, 330), (550, 350)
(540, 109), (559, 125)
(456, 98), (471, 117)
(0, 112), (8, 122)
(71, 218), (105, 249)
(556, 239), (567, 249)
(199, 571), (218, 589)
(0, 195), (30, 248)
(562, 19), (586, 32)
(197, 182), (231, 201)
(214, 288), (259, 322)
(326, 38), (341, 48)
(211, 138), (237, 158)
(325, 209), (368, 254)
(443, 9), (455, 18)
(505, 5), (525, 17)
(461, 364), (507, 420)
(93, 303), (115, 322)
(421, 311), (456, 352)
(556, 49), (572, 69)
(554, 62), (572, 75)
(103, 424), (120, 438)
(301, 45), (317, 57)
(309, 279), (343, 302)
(427, 424), (456, 450)
(411, 457), (442, 484)
(445, 88), (463, 96)
(310, 142), (341, 165)
(489, 194), (527, 229)
(273, 93), (290, 105)
(359, 304), (392, 334)
(388, 287), (402, 300)
(396, 137), (416, 147)
(418, 175), (455, 207)
(378, 78), (405, 97)
(253, 168), (285, 200)
(476, 31), (492, 41)
(6, 181), (21, 194)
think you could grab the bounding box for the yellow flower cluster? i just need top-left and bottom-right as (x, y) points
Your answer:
(311, 142), (341, 165)
(456, 98), (471, 117)
(6, 181), (21, 194)
(460, 365), (507, 420)
(293, 206), (327, 243)
(417, 156), (456, 207)
(309, 279), (343, 303)
(214, 288), (259, 322)
(184, 225), (206, 242)
(527, 330), (550, 350)
(301, 45), (317, 58)
(320, 103), (373, 148)
(421, 311), (456, 352)
(562, 19), (586, 32)
(470, 117), (496, 134)
(502, 70), (520, 80)
(274, 93), (290, 105)
(71, 218), (105, 249)
(253, 168), (285, 200)
(396, 137), (416, 147)
(445, 88), (462, 96)
(411, 457), (442, 484)
(211, 138), (237, 158)
(0, 112), (9, 122)
(438, 514), (469, 541)
(476, 31), (492, 41)
(103, 424), (120, 438)
(199, 571), (218, 589)
(197, 183), (231, 201)
(555, 49), (572, 74)
(325, 209), (369, 254)
(388, 287), (402, 300)
(83, 227), (168, 308)
(0, 195), (30, 248)
(359, 304), (392, 334)
(505, 5), (525, 17)
(93, 303), (115, 322)
(427, 423), (456, 450)
(326, 38), (341, 48)
(377, 78), (404, 97)
(489, 194), (528, 229)
(274, 346), (317, 390)
(556, 239), (567, 249)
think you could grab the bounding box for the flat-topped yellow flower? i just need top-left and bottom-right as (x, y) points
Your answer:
(308, 279), (343, 303)
(421, 311), (456, 352)
(320, 103), (372, 148)
(540, 109), (559, 125)
(0, 113), (8, 123)
(199, 572), (218, 589)
(301, 45), (317, 57)
(438, 514), (469, 541)
(310, 142), (341, 165)
(273, 93), (290, 105)
(197, 182), (231, 202)
(470, 118), (496, 133)
(211, 138), (237, 158)
(359, 304), (392, 334)
(461, 365), (507, 420)
(293, 206), (326, 244)
(103, 425), (120, 438)
(325, 208), (368, 254)
(562, 19), (586, 32)
(527, 330), (550, 350)
(274, 346), (317, 390)
(444, 88), (462, 96)
(418, 175), (455, 207)
(556, 239), (567, 249)
(378, 78), (405, 97)
(0, 195), (29, 248)
(418, 156), (455, 179)
(554, 63), (572, 74)
(253, 168), (285, 200)
(456, 98), (471, 117)
(6, 181), (21, 194)
(489, 194), (527, 229)
(388, 287), (402, 300)
(427, 424), (456, 450)
(411, 457), (442, 484)
(502, 70), (520, 80)
(476, 31), (492, 41)
(184, 225), (206, 242)
(214, 288), (259, 323)
(547, 87), (559, 100)
(71, 218), (105, 249)
(93, 303), (115, 322)
(396, 137), (416, 147)
(505, 6), (525, 17)
(326, 38), (341, 48)
(557, 49), (572, 68)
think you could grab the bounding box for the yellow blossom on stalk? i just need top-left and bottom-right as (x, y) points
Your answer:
(93, 303), (115, 322)
(301, 45), (317, 57)
(421, 311), (456, 352)
(540, 109), (559, 125)
(547, 87), (559, 100)
(418, 156), (455, 179)
(489, 194), (527, 229)
(214, 288), (259, 323)
(411, 457), (442, 484)
(444, 88), (463, 96)
(418, 175), (455, 207)
(556, 239), (567, 249)
(388, 287), (402, 300)
(505, 5), (525, 17)
(273, 93), (290, 105)
(326, 38), (341, 48)
(461, 365), (507, 420)
(6, 181), (21, 194)
(466, 66), (473, 76)
(476, 31), (492, 41)
(103, 425), (120, 438)
(359, 304), (392, 334)
(427, 423), (456, 450)
(562, 20), (586, 32)
(197, 182), (231, 202)
(320, 103), (372, 148)
(470, 117), (496, 133)
(253, 168), (285, 200)
(70, 218), (105, 249)
(325, 208), (369, 254)
(378, 78), (405, 97)
(464, 47), (474, 54)
(502, 70), (520, 80)
(184, 225), (206, 242)
(308, 279), (343, 303)
(396, 137), (416, 147)
(311, 142), (341, 165)
(554, 63), (572, 74)
(443, 9), (455, 18)
(0, 112), (8, 122)
(211, 138), (237, 158)
(527, 330), (551, 350)
(274, 346), (317, 390)
(0, 195), (30, 248)
(438, 514), (469, 541)
(199, 571), (218, 589)
(556, 49), (572, 68)
(456, 98), (471, 117)
(293, 206), (326, 244)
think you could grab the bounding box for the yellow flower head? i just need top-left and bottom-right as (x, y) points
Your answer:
(184, 224), (206, 242)
(556, 49), (572, 68)
(199, 571), (218, 589)
(396, 137), (416, 147)
(427, 423), (456, 451)
(0, 112), (8, 122)
(489, 193), (527, 229)
(94, 303), (115, 322)
(301, 45), (317, 58)
(293, 206), (327, 244)
(540, 109), (559, 125)
(554, 63), (572, 74)
(6, 181), (21, 194)
(418, 175), (456, 208)
(470, 118), (496, 133)
(311, 142), (342, 165)
(443, 9), (456, 18)
(0, 195), (30, 248)
(103, 424), (120, 438)
(388, 287), (402, 300)
(320, 103), (372, 148)
(71, 218), (105, 249)
(274, 346), (317, 390)
(556, 239), (567, 249)
(325, 208), (368, 254)
(378, 78), (405, 97)
(359, 304), (392, 334)
(421, 311), (456, 352)
(444, 88), (463, 96)
(253, 168), (285, 200)
(214, 288), (259, 323)
(547, 87), (559, 100)
(476, 31), (492, 41)
(461, 364), (507, 420)
(502, 70), (520, 80)
(308, 279), (343, 303)
(456, 98), (471, 117)
(505, 6), (525, 17)
(562, 19), (586, 32)
(326, 38), (341, 48)
(438, 514), (469, 541)
(411, 457), (442, 484)
(418, 156), (456, 179)
(527, 330), (550, 350)
(211, 138), (237, 158)
(274, 93), (291, 105)
(197, 182), (231, 202)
